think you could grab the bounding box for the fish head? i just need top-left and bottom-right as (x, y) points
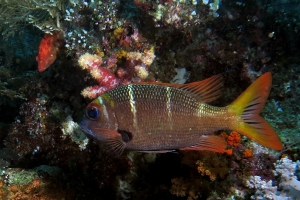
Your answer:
(80, 95), (118, 142)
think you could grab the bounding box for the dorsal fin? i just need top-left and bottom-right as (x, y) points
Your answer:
(137, 74), (223, 103)
(177, 74), (223, 102)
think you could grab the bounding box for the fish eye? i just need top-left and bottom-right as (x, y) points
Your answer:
(86, 106), (100, 120)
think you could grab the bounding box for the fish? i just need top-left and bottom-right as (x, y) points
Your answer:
(80, 72), (283, 156)
(36, 31), (62, 72)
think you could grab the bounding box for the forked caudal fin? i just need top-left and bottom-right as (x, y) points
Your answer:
(228, 72), (283, 150)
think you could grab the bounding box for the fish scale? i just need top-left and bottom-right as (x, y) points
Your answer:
(107, 84), (220, 133)
(80, 73), (283, 156)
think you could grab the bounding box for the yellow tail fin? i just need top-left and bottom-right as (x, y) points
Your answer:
(228, 72), (283, 150)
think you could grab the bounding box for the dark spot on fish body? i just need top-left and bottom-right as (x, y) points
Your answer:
(117, 129), (133, 142)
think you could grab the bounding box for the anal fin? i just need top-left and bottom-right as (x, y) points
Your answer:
(137, 150), (176, 153)
(180, 135), (227, 153)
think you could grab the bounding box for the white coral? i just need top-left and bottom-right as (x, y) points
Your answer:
(274, 157), (300, 192)
(244, 157), (300, 200)
(61, 115), (88, 150)
(246, 176), (278, 200)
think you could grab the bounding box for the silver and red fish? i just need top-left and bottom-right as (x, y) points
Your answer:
(80, 72), (283, 156)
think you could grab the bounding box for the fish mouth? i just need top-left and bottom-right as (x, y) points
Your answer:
(79, 122), (94, 138)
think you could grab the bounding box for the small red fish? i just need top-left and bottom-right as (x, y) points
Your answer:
(36, 31), (62, 72)
(80, 72), (283, 156)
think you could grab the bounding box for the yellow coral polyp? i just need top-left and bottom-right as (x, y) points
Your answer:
(135, 65), (149, 79)
(205, 170), (210, 176)
(126, 52), (142, 61)
(144, 45), (155, 53)
(81, 87), (97, 99)
(90, 68), (102, 79)
(78, 53), (102, 70)
(113, 27), (124, 39)
(196, 160), (226, 181)
(150, 45), (155, 53)
(141, 51), (155, 66)
(116, 49), (127, 59)
(209, 174), (216, 181)
(196, 161), (205, 175)
(170, 178), (187, 197)
(95, 49), (105, 57)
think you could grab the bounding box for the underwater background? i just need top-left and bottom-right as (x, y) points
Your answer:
(0, 0), (300, 199)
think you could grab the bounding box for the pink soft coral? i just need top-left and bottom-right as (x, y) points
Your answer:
(78, 53), (119, 99)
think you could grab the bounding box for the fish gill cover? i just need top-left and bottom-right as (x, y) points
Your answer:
(0, 0), (299, 199)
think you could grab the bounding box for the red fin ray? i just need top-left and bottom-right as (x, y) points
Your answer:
(137, 150), (176, 153)
(180, 135), (227, 153)
(104, 138), (126, 157)
(93, 128), (126, 156)
(135, 74), (223, 103)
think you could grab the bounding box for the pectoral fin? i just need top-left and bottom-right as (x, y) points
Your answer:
(180, 135), (227, 153)
(93, 128), (126, 157)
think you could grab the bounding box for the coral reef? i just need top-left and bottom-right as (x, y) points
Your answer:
(245, 157), (300, 199)
(0, 0), (299, 199)
(0, 167), (73, 199)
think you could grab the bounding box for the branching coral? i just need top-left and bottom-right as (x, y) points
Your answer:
(77, 25), (156, 99)
(124, 49), (155, 80)
(245, 175), (278, 200)
(245, 157), (300, 199)
(273, 157), (300, 195)
(78, 53), (119, 99)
